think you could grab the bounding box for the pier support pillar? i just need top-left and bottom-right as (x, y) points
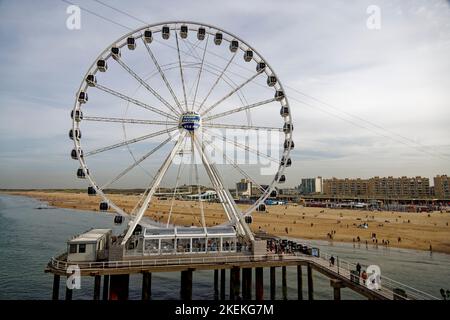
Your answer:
(109, 274), (129, 300)
(307, 264), (314, 300)
(282, 266), (287, 300)
(142, 272), (152, 301)
(52, 275), (60, 300)
(220, 269), (226, 300)
(270, 266), (276, 300)
(180, 269), (193, 300)
(297, 265), (303, 300)
(102, 275), (109, 300)
(330, 279), (344, 301)
(214, 270), (219, 299)
(255, 267), (264, 301)
(93, 275), (101, 300)
(242, 268), (252, 300)
(229, 267), (240, 300)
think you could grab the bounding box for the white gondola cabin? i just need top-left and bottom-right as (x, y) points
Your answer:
(275, 90), (285, 101)
(256, 62), (266, 73)
(229, 40), (239, 52)
(214, 32), (223, 45)
(69, 129), (81, 141)
(71, 148), (83, 160)
(162, 25), (170, 39)
(283, 123), (293, 133)
(144, 29), (153, 43)
(70, 109), (83, 122)
(180, 25), (188, 38)
(197, 27), (206, 40)
(97, 59), (107, 72)
(78, 91), (88, 104)
(86, 74), (96, 87)
(280, 106), (289, 117)
(127, 37), (136, 50)
(267, 75), (277, 87)
(244, 50), (253, 62)
(111, 46), (121, 60)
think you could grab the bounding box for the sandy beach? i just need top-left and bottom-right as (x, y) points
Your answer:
(3, 190), (450, 254)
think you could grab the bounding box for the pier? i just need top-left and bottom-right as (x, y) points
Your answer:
(45, 249), (437, 301)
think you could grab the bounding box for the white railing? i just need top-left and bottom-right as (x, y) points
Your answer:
(317, 251), (439, 300)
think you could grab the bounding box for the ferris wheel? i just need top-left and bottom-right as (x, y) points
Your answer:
(69, 21), (293, 245)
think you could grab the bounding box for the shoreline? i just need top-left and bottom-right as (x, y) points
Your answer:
(2, 191), (450, 255)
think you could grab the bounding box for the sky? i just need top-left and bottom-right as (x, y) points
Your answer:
(0, 0), (449, 189)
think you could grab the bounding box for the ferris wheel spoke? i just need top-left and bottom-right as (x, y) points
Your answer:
(100, 136), (175, 190)
(85, 126), (178, 157)
(114, 57), (180, 116)
(203, 123), (282, 132)
(121, 131), (187, 245)
(191, 34), (210, 112)
(200, 72), (261, 117)
(203, 98), (276, 122)
(83, 116), (178, 126)
(142, 39), (184, 114)
(196, 52), (237, 113)
(204, 138), (267, 193)
(167, 139), (188, 227)
(202, 128), (280, 164)
(191, 134), (206, 229)
(94, 83), (179, 121)
(175, 32), (188, 111)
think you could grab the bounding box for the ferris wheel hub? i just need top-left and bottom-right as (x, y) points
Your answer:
(179, 111), (202, 132)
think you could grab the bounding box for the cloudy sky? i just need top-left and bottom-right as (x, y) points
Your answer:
(0, 0), (449, 189)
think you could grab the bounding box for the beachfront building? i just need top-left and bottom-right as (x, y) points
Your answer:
(322, 176), (431, 198)
(297, 177), (323, 194)
(184, 190), (218, 201)
(434, 175), (450, 199)
(236, 179), (252, 198)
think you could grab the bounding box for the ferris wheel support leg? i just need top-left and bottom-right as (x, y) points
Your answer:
(193, 136), (254, 241)
(121, 132), (187, 245)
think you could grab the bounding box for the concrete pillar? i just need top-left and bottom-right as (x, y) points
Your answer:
(180, 269), (193, 300)
(242, 268), (252, 300)
(229, 267), (240, 300)
(102, 275), (109, 300)
(214, 270), (219, 299)
(255, 267), (264, 300)
(330, 279), (344, 301)
(220, 269), (226, 300)
(307, 264), (314, 300)
(142, 272), (152, 300)
(270, 266), (276, 300)
(65, 285), (73, 301)
(282, 266), (287, 300)
(93, 275), (101, 300)
(297, 265), (303, 300)
(52, 274), (60, 300)
(109, 274), (130, 300)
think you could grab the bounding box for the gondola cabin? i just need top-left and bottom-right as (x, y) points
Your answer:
(229, 40), (239, 52)
(256, 203), (266, 212)
(70, 110), (83, 122)
(144, 29), (153, 43)
(197, 27), (206, 40)
(284, 139), (294, 150)
(280, 106), (289, 117)
(281, 156), (292, 167)
(278, 175), (286, 183)
(214, 32), (223, 45)
(97, 59), (108, 72)
(78, 91), (88, 104)
(256, 62), (266, 73)
(71, 148), (83, 160)
(244, 216), (253, 224)
(127, 37), (136, 50)
(69, 129), (81, 141)
(283, 123), (293, 133)
(76, 168), (88, 179)
(87, 186), (96, 196)
(67, 229), (111, 262)
(111, 46), (121, 59)
(99, 201), (109, 211)
(267, 75), (277, 87)
(275, 90), (285, 101)
(244, 50), (253, 62)
(180, 25), (188, 38)
(162, 25), (170, 39)
(86, 74), (96, 87)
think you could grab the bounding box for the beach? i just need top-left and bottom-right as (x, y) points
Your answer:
(3, 190), (450, 254)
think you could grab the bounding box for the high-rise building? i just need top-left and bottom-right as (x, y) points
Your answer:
(322, 176), (431, 198)
(434, 175), (450, 199)
(298, 177), (323, 194)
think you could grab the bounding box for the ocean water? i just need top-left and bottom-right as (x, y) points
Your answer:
(0, 194), (449, 300)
